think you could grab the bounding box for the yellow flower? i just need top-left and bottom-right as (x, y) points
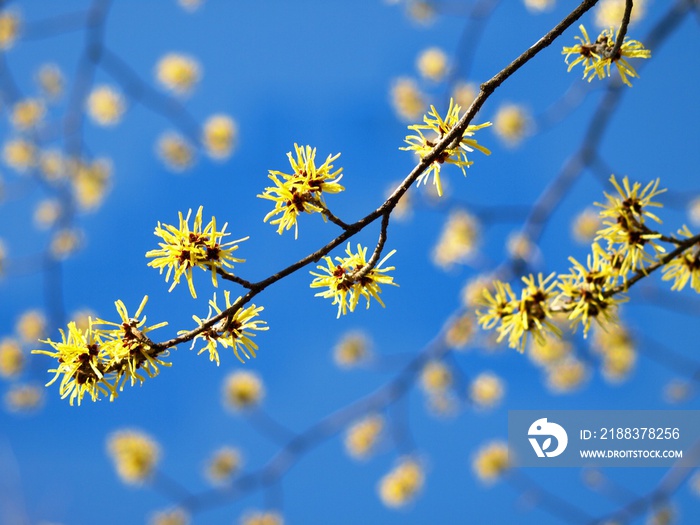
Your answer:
(0, 338), (24, 378)
(401, 98), (491, 197)
(157, 132), (195, 172)
(310, 243), (397, 318)
(432, 209), (480, 269)
(146, 206), (248, 298)
(378, 458), (424, 508)
(36, 63), (64, 99)
(156, 53), (200, 95)
(107, 430), (160, 485)
(4, 384), (43, 412)
(333, 331), (371, 368)
(150, 508), (189, 525)
(240, 510), (284, 525)
(416, 47), (448, 82)
(50, 228), (82, 259)
(546, 357), (588, 393)
(186, 291), (267, 365)
(572, 207), (602, 244)
(0, 10), (20, 50)
(592, 323), (636, 382)
(70, 157), (112, 210)
(444, 312), (475, 350)
(87, 85), (125, 126)
(203, 114), (237, 159)
(407, 1), (435, 25)
(17, 309), (47, 342)
(688, 196), (700, 227)
(663, 379), (691, 404)
(205, 447), (242, 483)
(421, 360), (452, 393)
(461, 274), (494, 308)
(493, 103), (530, 146)
(258, 144), (344, 239)
(3, 138), (37, 172)
(390, 77), (426, 122)
(472, 441), (510, 483)
(178, 0), (203, 11)
(223, 370), (264, 411)
(595, 0), (646, 28)
(506, 231), (536, 262)
(528, 336), (571, 366)
(524, 0), (555, 12)
(11, 99), (45, 130)
(345, 414), (384, 459)
(34, 199), (62, 228)
(645, 506), (675, 525)
(470, 372), (505, 409)
(39, 149), (67, 180)
(563, 25), (651, 87)
(70, 309), (97, 332)
(662, 227), (700, 293)
(452, 82), (478, 111)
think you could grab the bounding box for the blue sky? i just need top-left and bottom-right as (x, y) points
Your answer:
(1, 1), (700, 524)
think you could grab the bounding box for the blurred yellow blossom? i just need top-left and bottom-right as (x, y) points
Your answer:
(378, 458), (424, 508)
(461, 274), (494, 309)
(407, 1), (436, 25)
(50, 228), (82, 259)
(493, 103), (531, 147)
(592, 323), (636, 382)
(156, 53), (200, 95)
(416, 47), (448, 82)
(663, 379), (692, 404)
(546, 357), (588, 393)
(107, 430), (160, 485)
(345, 414), (384, 459)
(420, 360), (452, 393)
(70, 158), (112, 210)
(34, 199), (62, 229)
(178, 0), (204, 11)
(87, 85), (126, 126)
(528, 336), (571, 366)
(70, 309), (98, 332)
(524, 0), (555, 12)
(333, 331), (371, 368)
(240, 510), (283, 525)
(206, 446), (241, 483)
(432, 209), (480, 269)
(445, 312), (475, 350)
(470, 372), (504, 409)
(645, 506), (675, 525)
(688, 197), (700, 226)
(157, 132), (195, 172)
(11, 99), (46, 130)
(387, 181), (412, 221)
(39, 150), (66, 180)
(3, 138), (37, 172)
(595, 0), (646, 28)
(506, 232), (536, 262)
(0, 10), (20, 50)
(452, 82), (478, 111)
(203, 114), (237, 159)
(0, 338), (24, 378)
(36, 63), (64, 99)
(4, 384), (43, 412)
(390, 77), (426, 122)
(17, 310), (47, 342)
(223, 370), (264, 411)
(150, 508), (189, 525)
(472, 441), (510, 483)
(572, 207), (602, 244)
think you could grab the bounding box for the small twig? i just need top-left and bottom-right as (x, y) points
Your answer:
(609, 0), (634, 59)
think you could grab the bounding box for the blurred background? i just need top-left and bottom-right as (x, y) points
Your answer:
(1, 0), (699, 524)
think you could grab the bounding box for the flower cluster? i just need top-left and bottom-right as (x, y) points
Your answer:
(378, 458), (425, 508)
(562, 25), (651, 87)
(344, 414), (385, 459)
(258, 144), (345, 238)
(32, 297), (168, 405)
(401, 98), (491, 197)
(146, 206), (248, 298)
(185, 290), (268, 365)
(477, 273), (560, 351)
(310, 243), (397, 317)
(107, 429), (161, 485)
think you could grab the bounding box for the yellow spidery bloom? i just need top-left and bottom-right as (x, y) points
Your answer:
(345, 414), (384, 459)
(223, 370), (264, 411)
(150, 508), (189, 525)
(0, 10), (20, 50)
(87, 85), (125, 126)
(11, 99), (45, 130)
(333, 330), (371, 368)
(546, 357), (588, 393)
(146, 206), (248, 298)
(378, 458), (424, 508)
(596, 176), (666, 277)
(205, 446), (242, 483)
(185, 291), (267, 365)
(470, 372), (505, 409)
(595, 0), (646, 28)
(416, 47), (448, 82)
(258, 144), (344, 239)
(524, 0), (555, 12)
(432, 209), (480, 269)
(402, 98), (491, 197)
(390, 77), (426, 122)
(562, 25), (651, 87)
(472, 441), (510, 483)
(17, 309), (47, 342)
(240, 510), (284, 525)
(477, 279), (517, 334)
(662, 226), (700, 293)
(36, 63), (64, 100)
(203, 114), (237, 159)
(107, 430), (160, 485)
(33, 297), (168, 405)
(493, 103), (531, 147)
(0, 338), (24, 378)
(156, 53), (200, 95)
(4, 384), (44, 412)
(157, 132), (195, 172)
(3, 138), (37, 172)
(310, 243), (397, 317)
